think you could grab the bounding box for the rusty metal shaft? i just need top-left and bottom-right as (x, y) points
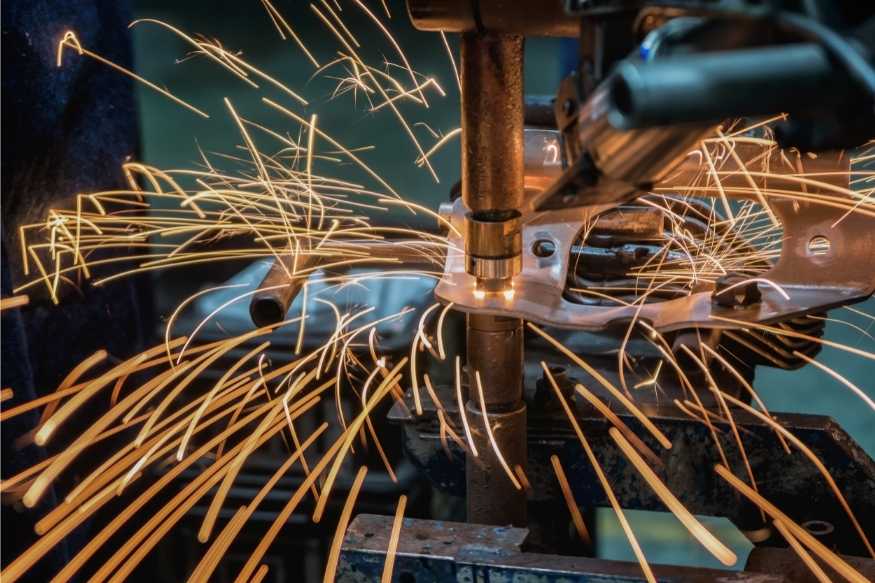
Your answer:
(466, 314), (526, 525)
(461, 32), (527, 526)
(461, 32), (525, 215)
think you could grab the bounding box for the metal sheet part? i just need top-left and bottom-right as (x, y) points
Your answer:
(436, 149), (875, 332)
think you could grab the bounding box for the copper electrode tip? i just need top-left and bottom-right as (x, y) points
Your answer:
(464, 210), (523, 294)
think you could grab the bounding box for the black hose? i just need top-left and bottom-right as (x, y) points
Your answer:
(608, 43), (856, 129)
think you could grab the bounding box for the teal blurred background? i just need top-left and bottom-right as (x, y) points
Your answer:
(128, 0), (873, 570)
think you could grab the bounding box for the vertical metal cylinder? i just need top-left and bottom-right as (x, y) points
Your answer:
(466, 314), (526, 525)
(466, 314), (523, 408)
(461, 32), (525, 216)
(460, 31), (527, 526)
(465, 400), (527, 527)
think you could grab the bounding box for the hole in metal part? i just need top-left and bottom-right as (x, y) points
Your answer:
(532, 239), (556, 258)
(802, 520), (834, 537)
(807, 235), (831, 256)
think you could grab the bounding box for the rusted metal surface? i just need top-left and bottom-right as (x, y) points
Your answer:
(249, 251), (322, 328)
(465, 314), (524, 409)
(406, 0), (578, 37)
(460, 32), (524, 216)
(339, 514), (790, 582)
(390, 374), (875, 557)
(464, 313), (527, 526)
(465, 400), (527, 527)
(746, 547), (875, 583)
(458, 30), (529, 527)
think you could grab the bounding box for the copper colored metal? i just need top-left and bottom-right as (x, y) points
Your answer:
(250, 252), (320, 329)
(466, 314), (524, 409)
(466, 400), (527, 526)
(465, 212), (523, 288)
(407, 0), (578, 37)
(459, 31), (528, 526)
(466, 212), (523, 259)
(249, 241), (445, 327)
(461, 33), (525, 215)
(465, 314), (526, 526)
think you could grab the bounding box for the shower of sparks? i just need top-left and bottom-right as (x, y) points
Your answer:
(2, 4), (875, 583)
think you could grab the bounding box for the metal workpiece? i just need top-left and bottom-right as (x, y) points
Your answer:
(406, 0), (578, 37)
(532, 81), (715, 211)
(249, 252), (321, 328)
(587, 205), (665, 242)
(461, 32), (524, 215)
(339, 514), (870, 582)
(249, 240), (447, 327)
(436, 149), (875, 333)
(465, 400), (527, 526)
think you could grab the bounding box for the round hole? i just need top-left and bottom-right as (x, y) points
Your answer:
(807, 235), (831, 257)
(802, 520), (834, 537)
(532, 239), (556, 258)
(399, 572), (416, 583)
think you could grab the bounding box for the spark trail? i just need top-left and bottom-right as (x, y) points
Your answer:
(2, 5), (874, 583)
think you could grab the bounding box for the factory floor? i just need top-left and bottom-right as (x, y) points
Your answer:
(129, 0), (874, 575)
